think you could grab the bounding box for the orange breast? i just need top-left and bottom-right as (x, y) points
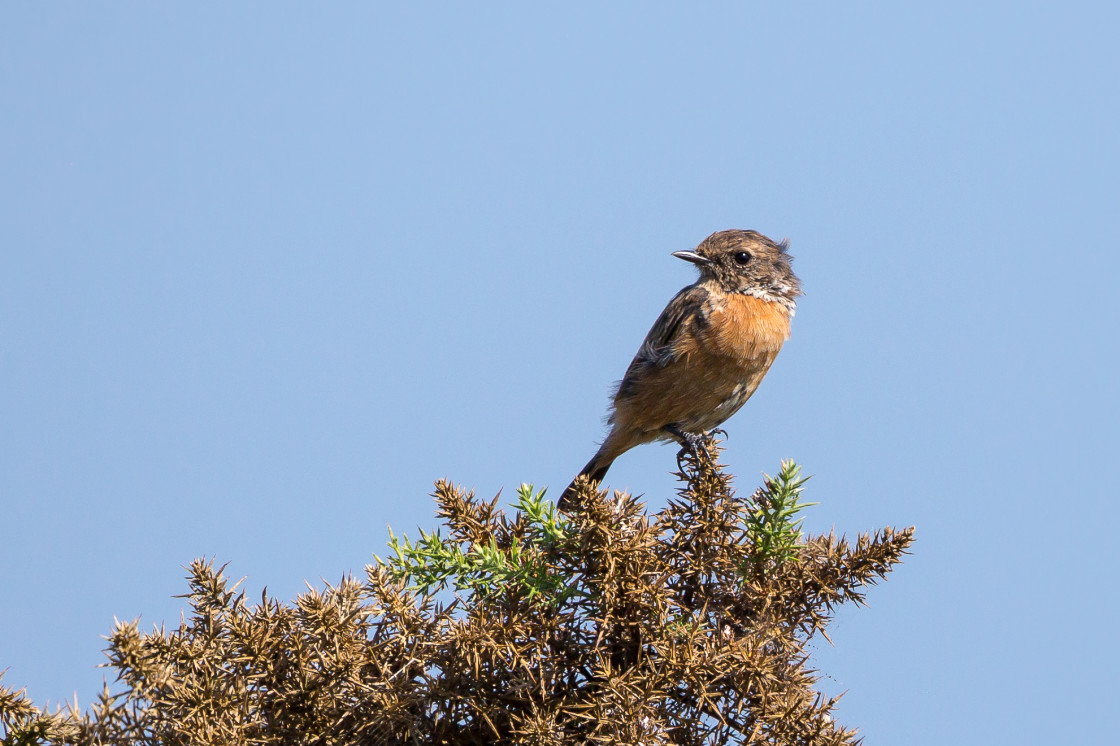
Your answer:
(703, 293), (791, 359)
(610, 293), (792, 436)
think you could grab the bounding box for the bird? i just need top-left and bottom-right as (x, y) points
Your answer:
(558, 229), (801, 509)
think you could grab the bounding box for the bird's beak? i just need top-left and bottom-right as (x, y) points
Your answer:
(672, 250), (711, 266)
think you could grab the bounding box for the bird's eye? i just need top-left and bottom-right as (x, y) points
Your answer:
(733, 251), (752, 265)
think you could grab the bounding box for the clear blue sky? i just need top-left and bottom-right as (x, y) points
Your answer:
(2, 3), (1117, 741)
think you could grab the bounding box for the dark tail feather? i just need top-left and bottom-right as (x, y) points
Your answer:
(557, 452), (615, 510)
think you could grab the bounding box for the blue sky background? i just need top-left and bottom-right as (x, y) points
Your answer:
(2, 3), (1117, 741)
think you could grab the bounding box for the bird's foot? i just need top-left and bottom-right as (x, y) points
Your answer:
(664, 425), (713, 470)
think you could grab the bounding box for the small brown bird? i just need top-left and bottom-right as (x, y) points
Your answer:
(559, 229), (801, 508)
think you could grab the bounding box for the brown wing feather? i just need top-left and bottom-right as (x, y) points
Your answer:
(615, 285), (709, 401)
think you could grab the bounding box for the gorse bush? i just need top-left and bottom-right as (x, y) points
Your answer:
(0, 438), (913, 745)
